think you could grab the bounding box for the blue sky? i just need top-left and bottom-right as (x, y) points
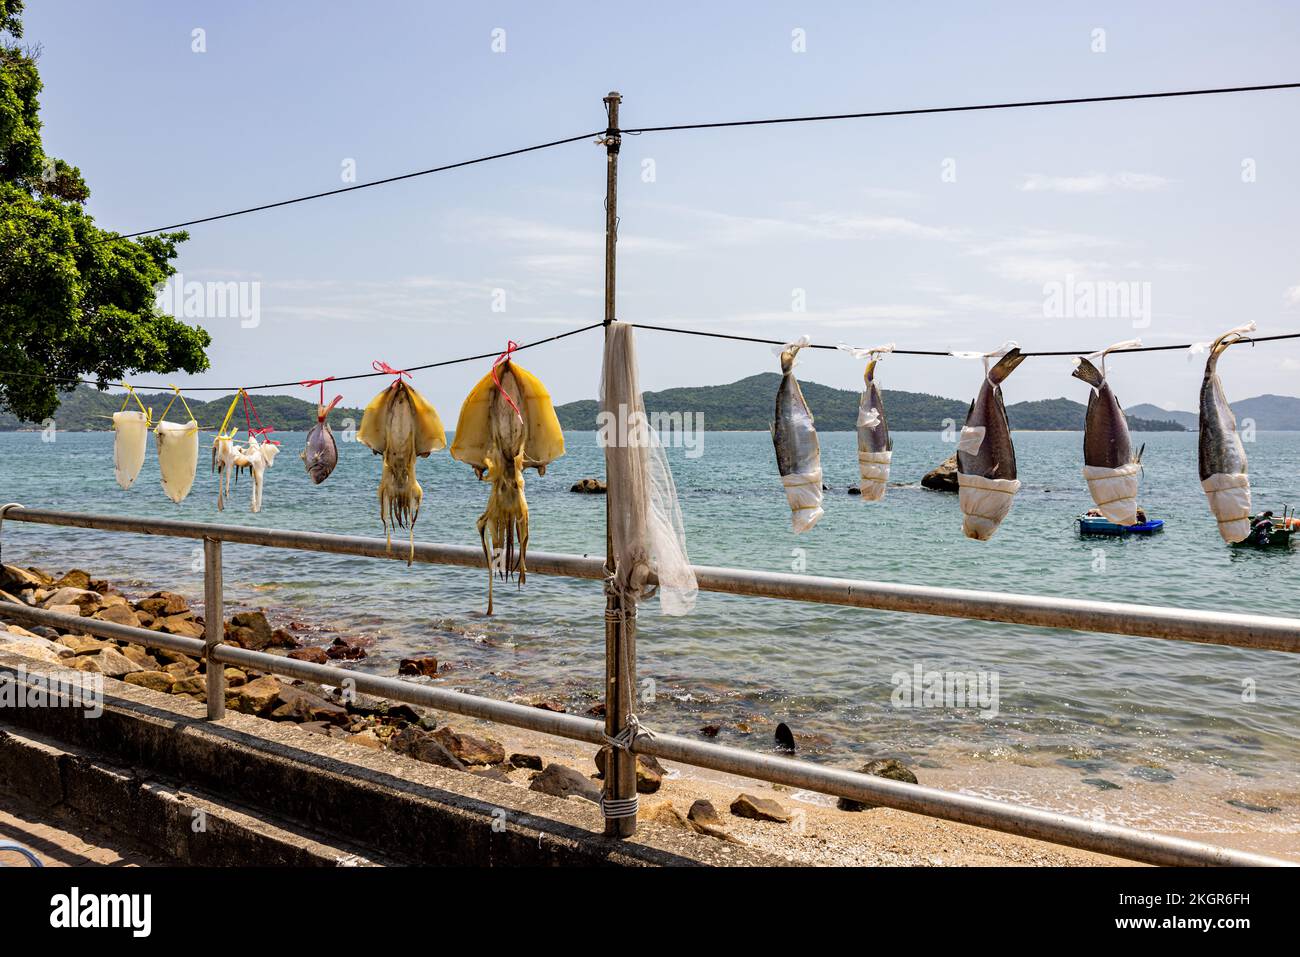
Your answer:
(25, 1), (1300, 414)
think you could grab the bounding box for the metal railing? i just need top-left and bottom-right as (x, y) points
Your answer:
(1, 505), (1296, 867)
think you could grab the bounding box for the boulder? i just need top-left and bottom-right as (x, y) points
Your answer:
(388, 727), (467, 770)
(569, 477), (607, 494)
(348, 729), (383, 750)
(287, 646), (329, 665)
(531, 699), (567, 713)
(1, 565), (49, 591)
(119, 645), (160, 670)
(699, 725), (721, 738)
(688, 799), (722, 827)
(848, 486), (862, 495)
(431, 727), (505, 766)
(124, 671), (175, 693)
(227, 675), (283, 716)
(0, 639), (64, 665)
(325, 636), (368, 661)
(59, 634), (114, 656)
(509, 752), (543, 771)
(4, 627), (73, 659)
(224, 668), (247, 687)
(86, 647), (144, 679)
(53, 569), (92, 590)
(774, 722), (796, 752)
(729, 793), (790, 823)
(170, 675), (207, 698)
(529, 764), (600, 803)
(836, 758), (919, 811)
(270, 685), (350, 726)
(44, 587), (102, 611)
(399, 656), (439, 677)
(147, 591), (190, 616)
(155, 615), (203, 639)
(471, 767), (512, 783)
(94, 603), (141, 628)
(164, 660), (198, 679)
(45, 603), (83, 618)
(594, 749), (665, 794)
(921, 453), (960, 492)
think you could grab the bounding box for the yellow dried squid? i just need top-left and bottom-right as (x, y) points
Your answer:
(357, 376), (446, 563)
(451, 356), (564, 614)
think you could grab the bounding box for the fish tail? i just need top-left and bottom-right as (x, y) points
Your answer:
(1071, 356), (1104, 389)
(987, 348), (1025, 384)
(864, 358), (877, 384)
(779, 344), (801, 374)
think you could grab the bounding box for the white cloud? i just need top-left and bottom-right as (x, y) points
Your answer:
(1020, 171), (1172, 194)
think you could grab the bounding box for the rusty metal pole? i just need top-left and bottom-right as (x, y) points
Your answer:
(203, 537), (226, 719)
(600, 90), (637, 838)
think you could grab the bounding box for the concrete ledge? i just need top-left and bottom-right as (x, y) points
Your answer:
(0, 651), (780, 866)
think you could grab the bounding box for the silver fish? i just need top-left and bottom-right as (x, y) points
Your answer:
(1072, 357), (1139, 470)
(957, 349), (1025, 482)
(856, 358), (890, 457)
(1198, 333), (1249, 481)
(772, 341), (823, 531)
(301, 405), (339, 484)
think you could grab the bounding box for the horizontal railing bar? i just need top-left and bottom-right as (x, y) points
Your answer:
(4, 506), (1299, 653)
(0, 601), (1291, 867)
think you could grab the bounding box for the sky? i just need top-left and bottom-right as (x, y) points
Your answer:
(23, 1), (1300, 415)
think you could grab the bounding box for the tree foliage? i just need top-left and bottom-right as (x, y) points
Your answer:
(0, 0), (210, 421)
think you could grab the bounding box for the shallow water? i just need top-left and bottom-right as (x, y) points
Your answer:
(2, 427), (1298, 826)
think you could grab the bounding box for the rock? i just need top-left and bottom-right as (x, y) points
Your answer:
(325, 636), (368, 660)
(399, 656), (439, 677)
(688, 799), (722, 827)
(287, 646), (329, 664)
(226, 610), (272, 647)
(5, 627), (74, 658)
(224, 668), (247, 687)
(0, 639), (64, 665)
(774, 722), (796, 752)
(43, 586), (101, 610)
(509, 753), (544, 771)
(59, 634), (114, 656)
(269, 628), (298, 649)
(155, 615), (203, 639)
(1082, 778), (1122, 791)
(1, 565), (49, 591)
(837, 758), (919, 811)
(124, 671), (175, 693)
(149, 591), (190, 616)
(529, 764), (600, 803)
(94, 603), (141, 628)
(699, 725), (720, 738)
(586, 702), (606, 717)
(921, 453), (960, 492)
(348, 729), (383, 750)
(569, 477), (607, 494)
(170, 675), (207, 698)
(847, 486), (861, 496)
(270, 685), (350, 725)
(88, 647), (145, 679)
(119, 645), (160, 670)
(388, 727), (467, 770)
(594, 749), (665, 794)
(227, 675), (283, 716)
(730, 793), (790, 823)
(531, 699), (566, 713)
(431, 727), (505, 766)
(53, 569), (92, 590)
(45, 603), (83, 618)
(164, 660), (197, 679)
(471, 767), (512, 783)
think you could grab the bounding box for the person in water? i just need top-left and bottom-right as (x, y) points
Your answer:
(1251, 511), (1275, 545)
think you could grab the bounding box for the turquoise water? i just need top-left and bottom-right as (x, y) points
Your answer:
(2, 427), (1298, 813)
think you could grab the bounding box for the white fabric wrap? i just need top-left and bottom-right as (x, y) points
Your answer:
(782, 467), (825, 533)
(112, 410), (148, 490)
(1082, 462), (1140, 526)
(155, 420), (198, 504)
(958, 473), (1020, 541)
(1201, 472), (1252, 543)
(957, 425), (985, 455)
(856, 450), (891, 502)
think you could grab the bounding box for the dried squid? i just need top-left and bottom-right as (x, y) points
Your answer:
(451, 358), (565, 614)
(357, 379), (446, 562)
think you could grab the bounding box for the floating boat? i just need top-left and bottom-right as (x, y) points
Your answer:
(1077, 513), (1164, 537)
(1231, 511), (1296, 549)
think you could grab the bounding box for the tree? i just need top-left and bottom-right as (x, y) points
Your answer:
(0, 0), (210, 422)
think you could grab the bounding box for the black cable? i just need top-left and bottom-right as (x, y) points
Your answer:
(93, 130), (605, 244)
(622, 82), (1300, 134)
(0, 322), (604, 393)
(626, 322), (1300, 357)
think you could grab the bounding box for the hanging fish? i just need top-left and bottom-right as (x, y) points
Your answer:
(956, 348), (1025, 540)
(112, 410), (148, 490)
(155, 419), (199, 504)
(302, 397), (341, 485)
(232, 434), (280, 513)
(451, 354), (565, 615)
(838, 343), (894, 502)
(1072, 341), (1143, 525)
(211, 432), (240, 510)
(1198, 324), (1254, 543)
(357, 377), (446, 562)
(772, 336), (823, 532)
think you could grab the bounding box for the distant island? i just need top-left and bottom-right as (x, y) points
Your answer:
(0, 385), (365, 433)
(552, 373), (1194, 432)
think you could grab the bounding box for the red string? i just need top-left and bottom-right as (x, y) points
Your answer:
(301, 377), (342, 420)
(241, 391), (279, 445)
(372, 360), (410, 388)
(490, 340), (523, 421)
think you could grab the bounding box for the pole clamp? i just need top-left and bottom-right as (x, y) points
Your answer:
(603, 712), (655, 753)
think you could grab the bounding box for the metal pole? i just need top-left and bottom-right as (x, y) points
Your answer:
(601, 89), (637, 838)
(203, 537), (226, 720)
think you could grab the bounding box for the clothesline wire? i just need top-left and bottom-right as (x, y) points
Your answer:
(626, 322), (1300, 357)
(95, 82), (1299, 242)
(0, 322), (605, 395)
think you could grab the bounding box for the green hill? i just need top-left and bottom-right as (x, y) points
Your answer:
(0, 385), (364, 433)
(1126, 395), (1300, 431)
(555, 374), (1187, 432)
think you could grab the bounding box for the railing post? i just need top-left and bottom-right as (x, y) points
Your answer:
(600, 89), (637, 838)
(203, 536), (226, 720)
